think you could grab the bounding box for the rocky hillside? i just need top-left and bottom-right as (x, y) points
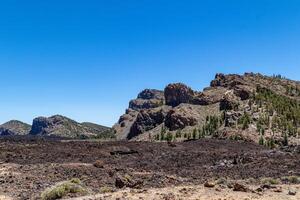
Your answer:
(29, 115), (113, 139)
(0, 120), (31, 136)
(114, 73), (300, 147)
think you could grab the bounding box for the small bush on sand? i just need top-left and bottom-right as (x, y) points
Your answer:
(261, 177), (280, 185)
(41, 179), (86, 200)
(280, 176), (300, 184)
(215, 177), (227, 185)
(99, 186), (115, 193)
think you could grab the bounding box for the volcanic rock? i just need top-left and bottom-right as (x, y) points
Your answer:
(164, 83), (195, 107)
(127, 107), (168, 139)
(165, 108), (197, 131)
(129, 89), (164, 110)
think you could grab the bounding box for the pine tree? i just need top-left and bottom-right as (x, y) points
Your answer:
(259, 135), (264, 145)
(192, 128), (197, 139)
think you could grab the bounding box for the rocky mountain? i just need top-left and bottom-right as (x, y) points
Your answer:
(29, 115), (113, 139)
(0, 120), (31, 136)
(114, 73), (300, 147)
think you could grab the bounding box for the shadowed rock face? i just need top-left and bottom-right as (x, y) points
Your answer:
(164, 83), (195, 107)
(30, 117), (52, 135)
(30, 115), (112, 138)
(127, 108), (167, 139)
(0, 128), (15, 136)
(0, 120), (31, 136)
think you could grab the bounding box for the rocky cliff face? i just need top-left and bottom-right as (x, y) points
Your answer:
(29, 115), (113, 139)
(129, 89), (165, 110)
(114, 73), (300, 147)
(0, 120), (31, 136)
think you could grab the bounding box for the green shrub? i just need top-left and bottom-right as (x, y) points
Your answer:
(192, 128), (197, 139)
(165, 132), (173, 142)
(258, 135), (264, 145)
(175, 130), (181, 138)
(261, 178), (280, 185)
(238, 112), (251, 130)
(41, 179), (86, 200)
(99, 186), (114, 193)
(265, 137), (276, 149)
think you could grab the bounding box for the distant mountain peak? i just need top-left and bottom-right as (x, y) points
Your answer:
(0, 120), (31, 136)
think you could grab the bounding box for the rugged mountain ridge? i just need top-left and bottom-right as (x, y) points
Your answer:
(114, 73), (300, 147)
(30, 115), (113, 139)
(0, 116), (113, 139)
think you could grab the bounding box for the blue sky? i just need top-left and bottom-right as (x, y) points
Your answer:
(1, 0), (300, 126)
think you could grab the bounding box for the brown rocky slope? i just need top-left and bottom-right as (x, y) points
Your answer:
(114, 73), (300, 147)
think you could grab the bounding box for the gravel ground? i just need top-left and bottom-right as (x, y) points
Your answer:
(0, 136), (299, 199)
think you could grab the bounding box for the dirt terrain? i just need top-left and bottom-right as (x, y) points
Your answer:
(0, 136), (299, 199)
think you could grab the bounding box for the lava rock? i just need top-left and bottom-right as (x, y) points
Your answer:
(232, 183), (249, 192)
(164, 83), (195, 107)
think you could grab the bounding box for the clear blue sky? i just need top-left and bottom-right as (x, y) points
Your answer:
(1, 0), (300, 126)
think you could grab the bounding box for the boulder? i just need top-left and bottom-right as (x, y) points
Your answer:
(232, 183), (249, 192)
(115, 174), (143, 189)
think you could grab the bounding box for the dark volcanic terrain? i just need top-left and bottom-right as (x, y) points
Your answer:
(0, 136), (299, 199)
(1, 73), (300, 199)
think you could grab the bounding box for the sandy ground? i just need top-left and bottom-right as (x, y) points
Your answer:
(68, 184), (300, 200)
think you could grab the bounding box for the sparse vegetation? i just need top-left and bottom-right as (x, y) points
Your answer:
(41, 179), (86, 200)
(160, 125), (167, 140)
(261, 177), (280, 185)
(258, 135), (265, 145)
(202, 115), (221, 137)
(238, 111), (251, 130)
(192, 128), (197, 139)
(175, 130), (181, 138)
(280, 176), (300, 184)
(165, 132), (173, 142)
(99, 186), (115, 194)
(254, 86), (300, 137)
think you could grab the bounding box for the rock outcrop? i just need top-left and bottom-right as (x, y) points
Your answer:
(0, 120), (31, 136)
(128, 107), (169, 139)
(30, 115), (113, 139)
(114, 72), (300, 146)
(165, 108), (197, 131)
(129, 89), (164, 110)
(164, 83), (196, 107)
